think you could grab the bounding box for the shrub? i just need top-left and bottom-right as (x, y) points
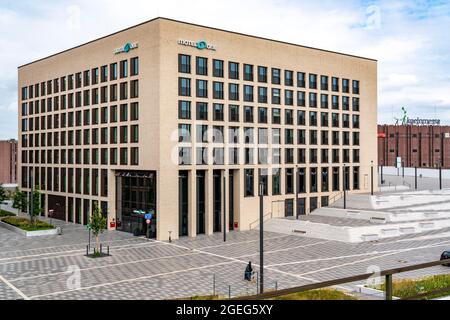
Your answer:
(2, 217), (54, 231)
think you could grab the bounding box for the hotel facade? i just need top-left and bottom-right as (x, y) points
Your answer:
(18, 18), (378, 240)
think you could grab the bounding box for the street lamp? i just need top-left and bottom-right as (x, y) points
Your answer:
(259, 181), (264, 294)
(343, 164), (347, 210)
(223, 171), (227, 243)
(371, 161), (374, 196)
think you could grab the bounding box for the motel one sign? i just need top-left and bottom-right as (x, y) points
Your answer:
(178, 39), (217, 51)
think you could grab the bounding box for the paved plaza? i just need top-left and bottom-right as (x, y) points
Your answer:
(1, 216), (450, 300)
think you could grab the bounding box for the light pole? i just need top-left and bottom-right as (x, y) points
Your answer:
(371, 161), (374, 196)
(295, 165), (299, 219)
(223, 171), (227, 242)
(259, 182), (264, 294)
(415, 166), (418, 190)
(439, 163), (443, 190)
(343, 164), (347, 210)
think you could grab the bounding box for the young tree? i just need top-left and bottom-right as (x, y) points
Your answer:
(30, 186), (43, 225)
(90, 202), (107, 255)
(12, 188), (28, 216)
(0, 184), (6, 210)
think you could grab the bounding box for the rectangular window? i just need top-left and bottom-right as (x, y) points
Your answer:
(196, 102), (208, 121)
(258, 66), (268, 83)
(213, 81), (224, 99)
(179, 78), (191, 96)
(179, 101), (191, 119)
(213, 104), (224, 121)
(110, 63), (118, 80)
(245, 169), (254, 197)
(130, 57), (139, 76)
(213, 59), (224, 77)
(120, 60), (128, 78)
(244, 85), (254, 102)
(229, 105), (239, 122)
(229, 83), (239, 101)
(285, 70), (294, 86)
(258, 87), (268, 103)
(229, 62), (239, 79)
(272, 68), (281, 85)
(179, 54), (191, 73)
(196, 79), (208, 98)
(244, 64), (254, 81)
(196, 57), (208, 75)
(321, 75), (329, 91)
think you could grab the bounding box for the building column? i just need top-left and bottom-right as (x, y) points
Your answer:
(205, 169), (214, 235)
(188, 170), (197, 238)
(107, 169), (116, 230)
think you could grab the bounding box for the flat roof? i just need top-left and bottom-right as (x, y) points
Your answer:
(18, 17), (377, 69)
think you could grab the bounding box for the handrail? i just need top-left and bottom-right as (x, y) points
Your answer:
(235, 258), (450, 300)
(329, 191), (344, 206)
(249, 212), (273, 230)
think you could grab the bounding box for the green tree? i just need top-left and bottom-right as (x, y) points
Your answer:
(12, 188), (28, 216)
(30, 186), (43, 225)
(90, 202), (107, 255)
(0, 184), (6, 210)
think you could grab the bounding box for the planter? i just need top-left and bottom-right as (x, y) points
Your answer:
(0, 221), (59, 237)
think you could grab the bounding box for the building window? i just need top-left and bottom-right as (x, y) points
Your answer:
(258, 66), (268, 83)
(229, 105), (239, 122)
(332, 77), (339, 92)
(309, 93), (317, 108)
(285, 90), (294, 106)
(179, 78), (191, 96)
(179, 148), (191, 165)
(245, 169), (254, 197)
(285, 70), (294, 86)
(353, 80), (360, 95)
(272, 108), (281, 124)
(179, 54), (191, 73)
(213, 59), (224, 77)
(244, 106), (254, 123)
(309, 74), (317, 89)
(213, 82), (224, 99)
(343, 79), (350, 93)
(297, 92), (306, 107)
(244, 85), (254, 102)
(258, 87), (268, 103)
(179, 124), (191, 143)
(196, 80), (208, 98)
(229, 83), (239, 101)
(130, 80), (139, 98)
(131, 148), (139, 166)
(272, 89), (281, 105)
(244, 64), (254, 81)
(272, 169), (281, 195)
(120, 60), (128, 78)
(131, 102), (139, 121)
(258, 107), (268, 124)
(110, 63), (118, 80)
(197, 125), (208, 143)
(130, 57), (139, 76)
(286, 169), (294, 194)
(272, 68), (281, 85)
(229, 62), (239, 79)
(259, 169), (269, 196)
(213, 104), (224, 121)
(196, 102), (208, 120)
(297, 72), (306, 88)
(196, 57), (208, 75)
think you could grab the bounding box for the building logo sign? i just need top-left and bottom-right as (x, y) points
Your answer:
(114, 42), (139, 55)
(178, 39), (216, 51)
(394, 107), (441, 126)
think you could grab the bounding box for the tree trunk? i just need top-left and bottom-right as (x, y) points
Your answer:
(96, 236), (100, 254)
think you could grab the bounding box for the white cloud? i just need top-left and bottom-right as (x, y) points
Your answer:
(1, 0), (450, 139)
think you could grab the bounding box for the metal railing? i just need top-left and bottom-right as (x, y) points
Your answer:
(235, 259), (450, 300)
(249, 212), (273, 230)
(329, 191), (345, 206)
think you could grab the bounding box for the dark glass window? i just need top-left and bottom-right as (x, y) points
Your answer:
(285, 70), (294, 86)
(244, 85), (254, 102)
(272, 68), (281, 85)
(332, 77), (339, 92)
(196, 102), (208, 121)
(196, 80), (208, 98)
(213, 104), (224, 121)
(178, 78), (191, 96)
(244, 106), (253, 123)
(297, 91), (306, 107)
(258, 66), (267, 83)
(229, 105), (239, 122)
(131, 57), (139, 76)
(321, 75), (329, 91)
(244, 64), (254, 81)
(213, 59), (224, 77)
(196, 57), (208, 75)
(245, 169), (254, 197)
(258, 87), (268, 103)
(309, 74), (317, 89)
(353, 80), (360, 95)
(213, 82), (224, 99)
(229, 62), (239, 79)
(258, 107), (268, 123)
(272, 88), (281, 104)
(229, 83), (239, 101)
(178, 101), (191, 119)
(179, 54), (191, 73)
(272, 108), (281, 124)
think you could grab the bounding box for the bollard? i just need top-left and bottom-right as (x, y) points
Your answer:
(86, 245), (89, 256)
(275, 281), (278, 291)
(213, 274), (216, 297)
(100, 244), (103, 255)
(228, 285), (231, 300)
(107, 246), (110, 256)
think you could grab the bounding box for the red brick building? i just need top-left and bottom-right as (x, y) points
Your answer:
(0, 139), (18, 184)
(378, 125), (450, 168)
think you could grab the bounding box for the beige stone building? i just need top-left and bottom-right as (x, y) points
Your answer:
(18, 18), (378, 241)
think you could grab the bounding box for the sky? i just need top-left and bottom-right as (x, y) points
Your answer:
(1, 0), (450, 139)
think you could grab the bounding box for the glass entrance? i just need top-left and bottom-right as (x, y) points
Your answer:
(116, 171), (157, 238)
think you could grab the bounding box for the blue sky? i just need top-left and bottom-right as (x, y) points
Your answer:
(1, 0), (450, 139)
